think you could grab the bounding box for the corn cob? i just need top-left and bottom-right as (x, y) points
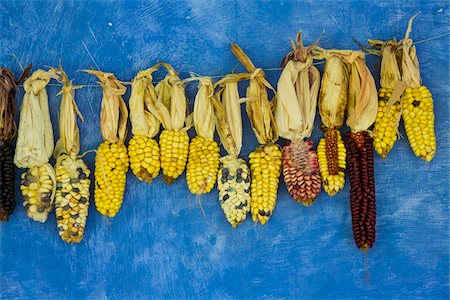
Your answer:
(186, 78), (220, 195)
(84, 70), (129, 217)
(366, 39), (404, 158)
(231, 44), (282, 225)
(313, 49), (350, 196)
(14, 69), (57, 222)
(147, 63), (191, 184)
(344, 51), (378, 251)
(128, 65), (161, 183)
(51, 66), (91, 243)
(401, 16), (436, 162)
(275, 32), (322, 206)
(214, 73), (251, 226)
(0, 66), (31, 221)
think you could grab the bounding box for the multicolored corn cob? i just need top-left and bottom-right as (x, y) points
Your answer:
(14, 69), (57, 222)
(0, 144), (15, 221)
(186, 78), (220, 195)
(128, 65), (161, 183)
(401, 16), (436, 162)
(149, 63), (191, 184)
(275, 32), (322, 206)
(344, 51), (378, 251)
(231, 43), (282, 224)
(214, 73), (251, 226)
(84, 70), (129, 218)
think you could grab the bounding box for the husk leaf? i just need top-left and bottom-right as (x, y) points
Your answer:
(83, 70), (128, 144)
(14, 69), (57, 168)
(345, 52), (378, 132)
(401, 15), (422, 88)
(130, 64), (160, 138)
(192, 77), (215, 140)
(52, 66), (83, 158)
(231, 43), (278, 145)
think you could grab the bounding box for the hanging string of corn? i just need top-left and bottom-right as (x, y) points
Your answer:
(84, 70), (129, 218)
(128, 64), (161, 183)
(146, 63), (191, 184)
(312, 48), (349, 196)
(0, 65), (31, 221)
(185, 77), (220, 195)
(231, 44), (282, 225)
(52, 66), (91, 243)
(213, 73), (251, 227)
(364, 39), (405, 159)
(14, 69), (57, 222)
(401, 15), (436, 162)
(343, 51), (378, 251)
(275, 32), (322, 206)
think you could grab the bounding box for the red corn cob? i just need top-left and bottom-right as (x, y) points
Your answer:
(282, 139), (321, 206)
(345, 131), (376, 250)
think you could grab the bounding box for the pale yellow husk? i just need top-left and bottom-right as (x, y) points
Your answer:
(83, 70), (128, 144)
(192, 77), (215, 140)
(345, 51), (378, 132)
(401, 15), (422, 89)
(14, 69), (57, 168)
(231, 43), (278, 145)
(129, 64), (161, 138)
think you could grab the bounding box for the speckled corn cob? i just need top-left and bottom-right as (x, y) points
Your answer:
(402, 87), (436, 162)
(0, 144), (15, 221)
(373, 88), (401, 158)
(317, 129), (346, 196)
(159, 129), (189, 184)
(249, 144), (282, 224)
(20, 163), (56, 222)
(129, 135), (160, 183)
(186, 136), (220, 195)
(94, 142), (129, 217)
(218, 156), (251, 227)
(282, 139), (321, 206)
(55, 156), (90, 243)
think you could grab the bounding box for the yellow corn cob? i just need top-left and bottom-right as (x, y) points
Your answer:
(20, 163), (56, 222)
(401, 16), (436, 162)
(55, 156), (90, 243)
(160, 129), (189, 184)
(403, 86), (436, 162)
(373, 88), (401, 158)
(186, 78), (220, 194)
(186, 136), (220, 194)
(84, 70), (129, 217)
(94, 142), (129, 217)
(218, 156), (250, 227)
(249, 144), (282, 224)
(129, 136), (160, 182)
(128, 65), (161, 183)
(317, 129), (346, 196)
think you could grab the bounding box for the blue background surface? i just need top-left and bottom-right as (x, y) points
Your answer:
(0, 0), (449, 299)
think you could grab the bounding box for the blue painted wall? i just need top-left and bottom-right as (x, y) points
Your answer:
(0, 1), (448, 299)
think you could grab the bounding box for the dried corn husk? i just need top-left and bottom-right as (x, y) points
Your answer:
(401, 15), (422, 88)
(129, 64), (161, 138)
(191, 77), (215, 140)
(83, 70), (128, 144)
(345, 51), (378, 132)
(148, 63), (191, 131)
(213, 73), (249, 156)
(275, 32), (321, 140)
(231, 43), (278, 145)
(14, 69), (57, 168)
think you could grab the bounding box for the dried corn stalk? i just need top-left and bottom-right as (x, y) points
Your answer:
(275, 32), (321, 206)
(52, 66), (91, 243)
(15, 69), (57, 222)
(214, 73), (251, 227)
(343, 51), (378, 251)
(146, 63), (191, 184)
(128, 64), (161, 183)
(0, 65), (31, 221)
(231, 44), (282, 225)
